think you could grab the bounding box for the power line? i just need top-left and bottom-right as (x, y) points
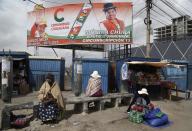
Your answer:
(23, 0), (45, 8)
(170, 0), (192, 16)
(162, 0), (184, 15)
(151, 9), (172, 23)
(151, 16), (168, 26)
(152, 3), (173, 19)
(151, 8), (172, 22)
(133, 6), (146, 18)
(151, 13), (170, 25)
(159, 0), (184, 16)
(165, 0), (187, 15)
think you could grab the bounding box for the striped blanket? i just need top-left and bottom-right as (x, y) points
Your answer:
(85, 77), (102, 97)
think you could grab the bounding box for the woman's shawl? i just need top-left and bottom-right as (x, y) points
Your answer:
(86, 77), (102, 96)
(38, 81), (65, 109)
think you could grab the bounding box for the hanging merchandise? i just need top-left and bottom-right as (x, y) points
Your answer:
(121, 63), (129, 80)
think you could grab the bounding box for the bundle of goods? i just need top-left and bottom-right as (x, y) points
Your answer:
(144, 108), (169, 127)
(128, 110), (144, 124)
(137, 72), (161, 85)
(160, 81), (176, 89)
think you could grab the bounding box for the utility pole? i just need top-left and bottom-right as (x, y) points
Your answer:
(145, 0), (152, 57)
(34, 46), (39, 56)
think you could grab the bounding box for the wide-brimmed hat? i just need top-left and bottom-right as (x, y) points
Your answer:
(90, 71), (101, 78)
(38, 18), (47, 27)
(138, 88), (148, 95)
(103, 3), (116, 12)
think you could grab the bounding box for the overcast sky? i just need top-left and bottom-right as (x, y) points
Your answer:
(0, 0), (192, 66)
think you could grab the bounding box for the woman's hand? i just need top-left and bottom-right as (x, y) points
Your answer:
(148, 103), (154, 110)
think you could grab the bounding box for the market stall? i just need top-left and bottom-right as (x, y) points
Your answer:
(120, 61), (175, 99)
(0, 51), (30, 96)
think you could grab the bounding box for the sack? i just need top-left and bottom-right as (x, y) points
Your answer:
(144, 108), (169, 127)
(146, 114), (169, 127)
(10, 112), (32, 128)
(144, 108), (161, 119)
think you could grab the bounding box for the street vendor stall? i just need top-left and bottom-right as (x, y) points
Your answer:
(0, 51), (30, 96)
(120, 61), (175, 99)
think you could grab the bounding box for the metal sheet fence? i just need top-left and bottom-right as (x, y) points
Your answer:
(73, 59), (109, 95)
(82, 59), (109, 95)
(29, 71), (61, 91)
(164, 63), (188, 91)
(28, 58), (65, 91)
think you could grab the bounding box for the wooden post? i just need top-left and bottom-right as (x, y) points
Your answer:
(176, 87), (179, 97)
(1, 56), (13, 103)
(169, 88), (172, 100)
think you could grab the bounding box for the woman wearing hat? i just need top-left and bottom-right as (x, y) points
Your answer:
(37, 73), (65, 123)
(85, 71), (103, 97)
(100, 3), (125, 34)
(127, 88), (154, 112)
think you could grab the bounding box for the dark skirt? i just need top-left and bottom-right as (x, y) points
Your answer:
(38, 102), (59, 122)
(91, 89), (103, 97)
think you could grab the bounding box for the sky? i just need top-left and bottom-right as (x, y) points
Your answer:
(0, 0), (192, 67)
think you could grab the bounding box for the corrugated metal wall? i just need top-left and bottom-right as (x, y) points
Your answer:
(28, 58), (65, 91)
(164, 63), (188, 91)
(81, 59), (109, 95)
(116, 57), (160, 91)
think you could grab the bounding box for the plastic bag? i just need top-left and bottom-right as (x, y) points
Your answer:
(146, 114), (169, 127)
(144, 108), (161, 119)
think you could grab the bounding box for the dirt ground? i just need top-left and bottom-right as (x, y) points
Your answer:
(1, 91), (192, 131)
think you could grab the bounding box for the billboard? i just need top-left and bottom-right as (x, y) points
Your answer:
(27, 0), (132, 46)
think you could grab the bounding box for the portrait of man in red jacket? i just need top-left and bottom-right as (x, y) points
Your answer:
(100, 3), (125, 34)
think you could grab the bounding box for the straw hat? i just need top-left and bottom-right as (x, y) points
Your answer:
(138, 88), (148, 95)
(90, 71), (101, 78)
(38, 18), (47, 27)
